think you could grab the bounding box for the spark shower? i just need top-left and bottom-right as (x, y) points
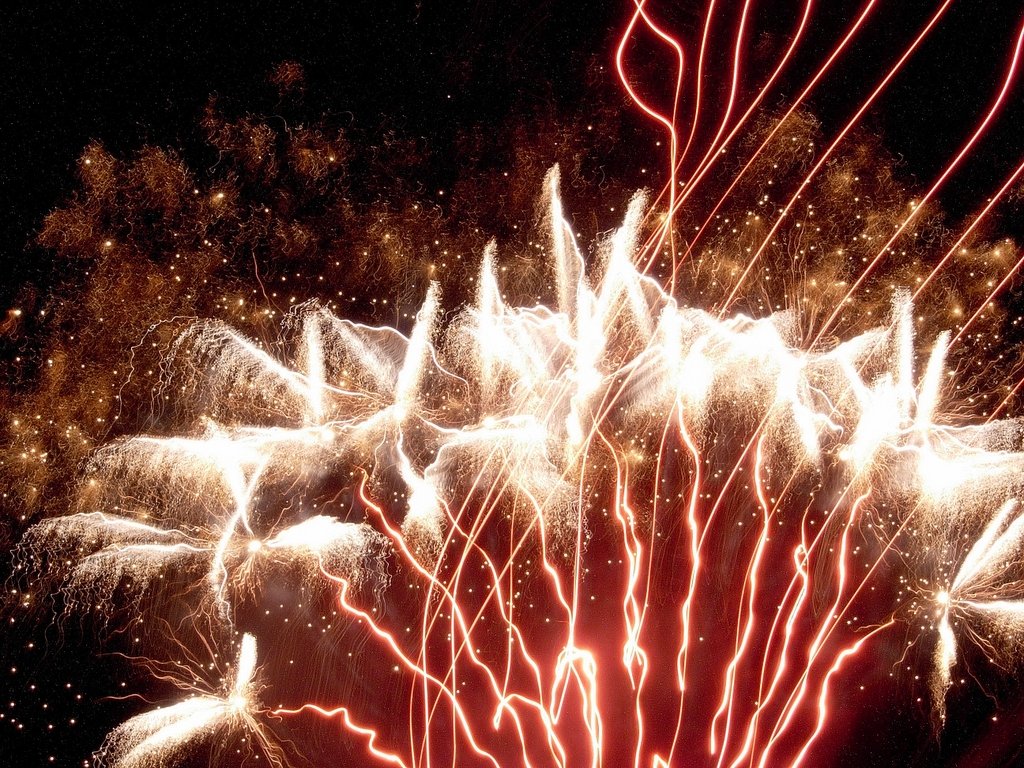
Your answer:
(6, 1), (1024, 766)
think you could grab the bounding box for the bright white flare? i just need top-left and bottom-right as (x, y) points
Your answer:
(932, 498), (1024, 719)
(19, 169), (1024, 761)
(94, 633), (261, 768)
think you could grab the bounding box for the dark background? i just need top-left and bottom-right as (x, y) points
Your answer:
(2, 0), (1023, 303)
(2, 1), (1024, 766)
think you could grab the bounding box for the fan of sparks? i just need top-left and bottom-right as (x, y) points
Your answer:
(13, 2), (1024, 767)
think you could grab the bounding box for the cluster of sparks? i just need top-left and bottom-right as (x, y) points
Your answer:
(9, 1), (1024, 766)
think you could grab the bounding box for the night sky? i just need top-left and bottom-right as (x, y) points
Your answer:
(3, 1), (1024, 766)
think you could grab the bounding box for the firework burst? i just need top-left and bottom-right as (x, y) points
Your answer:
(6, 2), (1024, 767)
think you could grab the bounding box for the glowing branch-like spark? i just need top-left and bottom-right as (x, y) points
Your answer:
(93, 633), (268, 768)
(16, 5), (1024, 763)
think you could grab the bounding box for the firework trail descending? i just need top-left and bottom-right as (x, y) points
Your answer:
(8, 1), (1024, 766)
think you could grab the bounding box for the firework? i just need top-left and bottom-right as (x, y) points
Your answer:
(7, 1), (1024, 767)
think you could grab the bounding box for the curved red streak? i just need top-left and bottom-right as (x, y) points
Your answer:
(616, 0), (684, 285)
(274, 704), (410, 768)
(951, 246), (1024, 351)
(717, 461), (806, 767)
(709, 434), (773, 761)
(330, 573), (503, 768)
(729, 541), (811, 768)
(818, 15), (1024, 345)
(633, 0), (819, 265)
(666, 399), (706, 765)
(678, 0), (719, 176)
(721, 0), (956, 318)
(681, 0), (816, 200)
(358, 477), (564, 768)
(679, 0), (867, 266)
(913, 154), (1024, 304)
(786, 621), (896, 768)
(597, 429), (650, 768)
(755, 492), (871, 766)
(683, 0), (754, 204)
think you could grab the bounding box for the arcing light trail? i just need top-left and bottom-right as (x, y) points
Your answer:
(11, 1), (1024, 766)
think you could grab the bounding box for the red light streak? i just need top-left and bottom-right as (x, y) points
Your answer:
(722, 0), (956, 316)
(14, 3), (1024, 768)
(819, 15), (1024, 343)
